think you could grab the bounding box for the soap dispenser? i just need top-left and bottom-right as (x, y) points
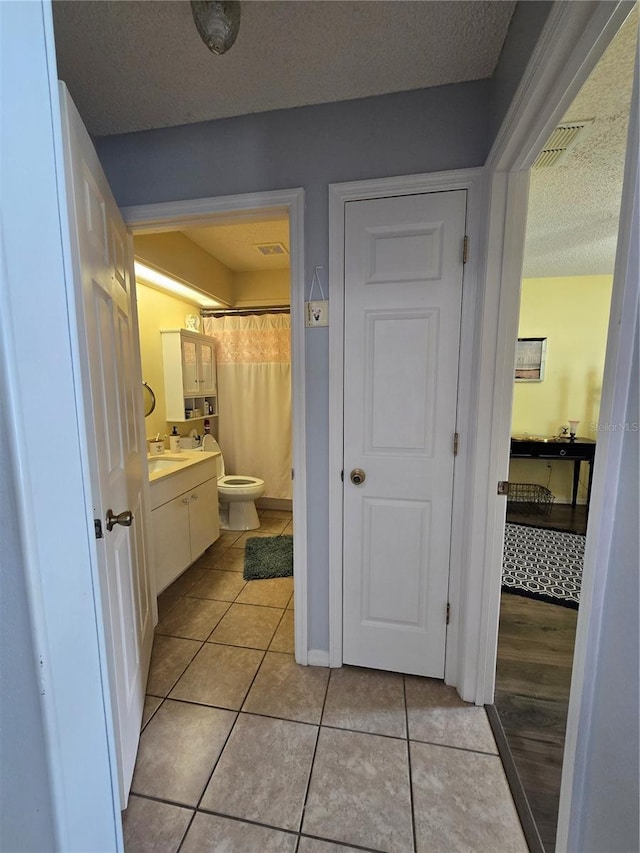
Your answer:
(169, 426), (181, 453)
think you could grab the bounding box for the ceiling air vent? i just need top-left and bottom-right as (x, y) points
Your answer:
(533, 120), (593, 169)
(255, 242), (289, 257)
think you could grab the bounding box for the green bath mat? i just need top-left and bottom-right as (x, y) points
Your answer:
(244, 535), (293, 580)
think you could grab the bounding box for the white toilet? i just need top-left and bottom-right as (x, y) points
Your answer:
(202, 435), (265, 530)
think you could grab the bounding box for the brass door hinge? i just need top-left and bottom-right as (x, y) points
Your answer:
(497, 481), (510, 496)
(463, 235), (469, 264)
(453, 432), (459, 456)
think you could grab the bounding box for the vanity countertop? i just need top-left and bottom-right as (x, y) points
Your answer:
(147, 449), (220, 483)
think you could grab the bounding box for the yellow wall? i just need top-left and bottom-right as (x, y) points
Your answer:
(510, 274), (613, 503)
(134, 233), (234, 305)
(137, 283), (197, 442)
(232, 269), (290, 306)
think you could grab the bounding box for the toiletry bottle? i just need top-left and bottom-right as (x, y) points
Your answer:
(169, 426), (181, 453)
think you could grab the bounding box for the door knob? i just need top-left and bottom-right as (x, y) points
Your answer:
(350, 468), (366, 486)
(106, 508), (133, 532)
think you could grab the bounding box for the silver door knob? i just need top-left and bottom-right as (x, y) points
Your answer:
(106, 508), (133, 532)
(350, 468), (366, 486)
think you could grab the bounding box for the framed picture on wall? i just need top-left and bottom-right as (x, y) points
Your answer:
(515, 337), (547, 381)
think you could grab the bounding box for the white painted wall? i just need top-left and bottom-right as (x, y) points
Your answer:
(558, 56), (639, 851)
(574, 317), (638, 852)
(0, 343), (55, 852)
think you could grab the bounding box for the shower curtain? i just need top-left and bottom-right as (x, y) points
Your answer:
(203, 313), (292, 500)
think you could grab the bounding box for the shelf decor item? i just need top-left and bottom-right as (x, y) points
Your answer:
(184, 313), (202, 332)
(515, 337), (547, 382)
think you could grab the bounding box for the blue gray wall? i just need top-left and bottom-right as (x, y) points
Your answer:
(95, 1), (553, 652)
(489, 1), (554, 142)
(96, 81), (491, 650)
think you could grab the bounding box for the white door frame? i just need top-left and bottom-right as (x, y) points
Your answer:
(479, 1), (638, 845)
(471, 0), (637, 708)
(328, 169), (484, 694)
(329, 0), (637, 708)
(121, 190), (308, 664)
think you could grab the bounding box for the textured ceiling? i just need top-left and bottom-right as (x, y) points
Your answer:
(523, 6), (637, 279)
(183, 218), (290, 271)
(51, 1), (636, 281)
(52, 0), (515, 136)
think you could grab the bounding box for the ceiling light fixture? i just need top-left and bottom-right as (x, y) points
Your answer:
(134, 261), (227, 309)
(191, 1), (241, 55)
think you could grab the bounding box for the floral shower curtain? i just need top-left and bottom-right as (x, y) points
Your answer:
(203, 313), (292, 500)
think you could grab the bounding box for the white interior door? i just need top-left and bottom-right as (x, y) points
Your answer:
(59, 84), (153, 805)
(342, 191), (466, 677)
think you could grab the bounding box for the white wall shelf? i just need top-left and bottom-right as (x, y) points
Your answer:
(160, 329), (218, 422)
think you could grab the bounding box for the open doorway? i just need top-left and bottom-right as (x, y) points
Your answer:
(493, 10), (638, 853)
(134, 212), (293, 584)
(129, 194), (306, 672)
(120, 197), (308, 810)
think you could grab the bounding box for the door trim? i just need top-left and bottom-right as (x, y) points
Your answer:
(328, 169), (484, 691)
(474, 1), (638, 848)
(473, 0), (636, 708)
(121, 189), (308, 664)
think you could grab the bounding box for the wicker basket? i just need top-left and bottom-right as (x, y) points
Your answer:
(507, 483), (555, 517)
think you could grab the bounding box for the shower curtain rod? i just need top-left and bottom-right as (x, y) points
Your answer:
(201, 305), (290, 317)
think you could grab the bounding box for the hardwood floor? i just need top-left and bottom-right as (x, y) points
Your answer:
(506, 502), (587, 535)
(495, 592), (578, 853)
(492, 504), (585, 850)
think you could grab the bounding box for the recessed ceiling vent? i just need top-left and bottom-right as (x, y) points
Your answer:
(533, 120), (594, 169)
(255, 242), (289, 257)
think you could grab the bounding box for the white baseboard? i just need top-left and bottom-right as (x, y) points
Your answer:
(307, 649), (330, 667)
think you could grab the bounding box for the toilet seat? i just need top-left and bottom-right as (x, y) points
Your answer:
(201, 434), (265, 529)
(218, 474), (265, 496)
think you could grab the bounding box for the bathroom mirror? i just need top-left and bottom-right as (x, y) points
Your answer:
(142, 381), (156, 417)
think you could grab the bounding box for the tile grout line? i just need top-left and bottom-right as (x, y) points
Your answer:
(136, 530), (293, 849)
(298, 832), (381, 853)
(155, 603), (232, 644)
(296, 658), (333, 844)
(172, 644), (271, 847)
(319, 721), (410, 743)
(189, 805), (300, 841)
(266, 599), (290, 653)
(130, 794), (378, 853)
(154, 638), (205, 701)
(140, 696), (164, 734)
(403, 676), (418, 853)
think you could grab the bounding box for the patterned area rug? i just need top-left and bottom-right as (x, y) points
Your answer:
(244, 535), (293, 580)
(502, 523), (584, 609)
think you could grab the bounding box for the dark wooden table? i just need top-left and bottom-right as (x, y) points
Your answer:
(510, 436), (596, 510)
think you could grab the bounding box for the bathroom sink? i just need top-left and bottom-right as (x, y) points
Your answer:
(147, 456), (187, 474)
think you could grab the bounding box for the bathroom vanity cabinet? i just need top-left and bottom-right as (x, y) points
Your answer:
(161, 329), (218, 422)
(149, 453), (220, 593)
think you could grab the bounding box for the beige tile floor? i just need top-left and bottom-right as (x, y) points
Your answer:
(124, 509), (528, 853)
